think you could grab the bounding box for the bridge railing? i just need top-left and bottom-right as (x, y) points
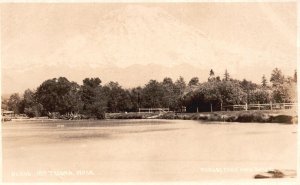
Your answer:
(138, 108), (170, 113)
(223, 103), (297, 111)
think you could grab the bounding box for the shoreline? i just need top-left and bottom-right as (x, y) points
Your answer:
(157, 110), (298, 124)
(106, 110), (298, 124)
(6, 110), (296, 124)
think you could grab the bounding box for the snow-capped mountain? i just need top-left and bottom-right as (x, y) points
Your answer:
(2, 4), (296, 94)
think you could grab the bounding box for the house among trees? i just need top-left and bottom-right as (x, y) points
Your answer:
(2, 110), (14, 117)
(1, 109), (15, 121)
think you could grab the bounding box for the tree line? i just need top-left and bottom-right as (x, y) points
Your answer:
(2, 68), (297, 118)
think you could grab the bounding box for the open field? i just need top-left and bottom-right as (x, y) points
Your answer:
(2, 119), (297, 182)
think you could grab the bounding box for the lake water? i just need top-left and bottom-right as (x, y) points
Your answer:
(2, 119), (297, 182)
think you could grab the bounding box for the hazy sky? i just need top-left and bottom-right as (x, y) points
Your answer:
(1, 2), (297, 94)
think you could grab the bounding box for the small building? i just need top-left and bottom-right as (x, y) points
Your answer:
(2, 110), (15, 118)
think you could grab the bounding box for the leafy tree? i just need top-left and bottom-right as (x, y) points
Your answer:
(121, 90), (134, 111)
(240, 79), (257, 91)
(22, 89), (44, 117)
(36, 77), (81, 115)
(218, 81), (247, 105)
(1, 98), (8, 110)
(141, 80), (164, 108)
(248, 89), (272, 104)
(269, 68), (297, 103)
(24, 104), (44, 118)
(239, 79), (258, 103)
(161, 77), (177, 109)
(270, 68), (285, 87)
(183, 80), (246, 112)
(11, 67), (298, 116)
(286, 76), (294, 84)
(81, 77), (106, 119)
(103, 82), (132, 112)
(23, 89), (35, 106)
(188, 77), (199, 86)
(7, 93), (23, 114)
(83, 77), (102, 88)
(272, 81), (296, 103)
(174, 76), (187, 111)
(129, 87), (142, 111)
(174, 76), (186, 95)
(162, 77), (173, 85)
(103, 82), (121, 112)
(182, 89), (206, 112)
(201, 81), (222, 111)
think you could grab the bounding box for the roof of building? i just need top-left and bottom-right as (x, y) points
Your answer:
(2, 110), (14, 114)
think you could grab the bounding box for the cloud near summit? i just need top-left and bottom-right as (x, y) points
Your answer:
(1, 3), (297, 94)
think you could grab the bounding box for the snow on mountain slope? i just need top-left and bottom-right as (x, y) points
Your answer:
(1, 4), (296, 94)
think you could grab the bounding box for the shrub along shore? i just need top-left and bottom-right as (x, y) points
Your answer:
(6, 110), (297, 124)
(106, 110), (297, 124)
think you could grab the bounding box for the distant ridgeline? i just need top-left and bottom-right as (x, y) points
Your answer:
(1, 68), (297, 119)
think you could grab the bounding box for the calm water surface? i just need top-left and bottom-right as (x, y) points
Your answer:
(2, 119), (297, 182)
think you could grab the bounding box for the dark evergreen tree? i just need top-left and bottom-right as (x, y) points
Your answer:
(261, 75), (268, 87)
(208, 69), (215, 82)
(223, 69), (230, 81)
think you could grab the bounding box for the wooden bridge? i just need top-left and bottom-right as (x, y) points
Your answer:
(138, 108), (170, 113)
(223, 103), (297, 111)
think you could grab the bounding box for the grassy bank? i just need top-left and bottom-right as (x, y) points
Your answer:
(6, 110), (296, 124)
(105, 112), (159, 119)
(158, 110), (297, 124)
(106, 110), (297, 124)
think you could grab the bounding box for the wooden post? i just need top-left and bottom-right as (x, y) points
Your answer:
(197, 107), (198, 113)
(270, 102), (272, 110)
(221, 102), (223, 111)
(210, 103), (213, 112)
(245, 103), (248, 111)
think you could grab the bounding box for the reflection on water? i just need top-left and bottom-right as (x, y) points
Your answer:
(59, 133), (112, 140)
(2, 120), (188, 148)
(2, 119), (297, 182)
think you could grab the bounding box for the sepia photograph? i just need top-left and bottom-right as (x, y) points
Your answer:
(1, 1), (298, 183)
